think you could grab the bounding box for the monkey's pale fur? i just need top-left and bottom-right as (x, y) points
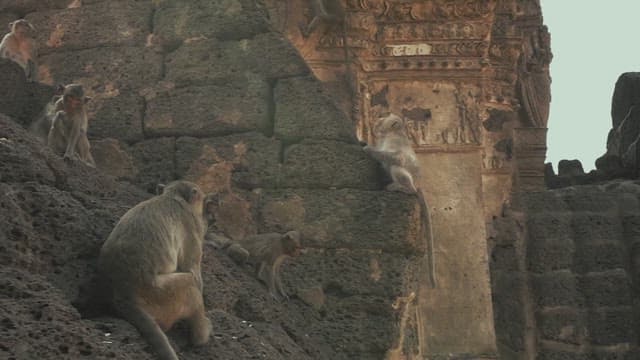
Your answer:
(239, 231), (301, 300)
(99, 181), (212, 360)
(47, 84), (96, 167)
(364, 114), (436, 287)
(0, 19), (37, 81)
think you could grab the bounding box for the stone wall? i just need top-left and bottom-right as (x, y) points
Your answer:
(0, 0), (427, 359)
(490, 182), (640, 359)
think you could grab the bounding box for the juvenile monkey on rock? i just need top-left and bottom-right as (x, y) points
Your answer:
(47, 84), (96, 167)
(236, 231), (302, 301)
(364, 113), (437, 287)
(98, 181), (213, 360)
(0, 19), (38, 81)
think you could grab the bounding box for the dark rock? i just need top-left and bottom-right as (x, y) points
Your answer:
(578, 270), (632, 308)
(586, 307), (635, 345)
(611, 72), (640, 129)
(558, 159), (584, 177)
(536, 308), (585, 345)
(531, 271), (581, 308)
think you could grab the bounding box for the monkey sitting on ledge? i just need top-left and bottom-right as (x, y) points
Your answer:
(98, 181), (213, 360)
(363, 113), (437, 287)
(0, 19), (37, 81)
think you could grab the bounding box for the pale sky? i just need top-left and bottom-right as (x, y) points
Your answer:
(540, 0), (640, 171)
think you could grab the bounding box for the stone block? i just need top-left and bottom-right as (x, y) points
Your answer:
(578, 270), (632, 308)
(527, 213), (571, 242)
(563, 190), (617, 213)
(527, 235), (574, 273)
(164, 33), (309, 86)
(519, 191), (568, 213)
(558, 159), (585, 177)
(39, 46), (163, 91)
(587, 307), (635, 345)
(281, 140), (382, 190)
(26, 2), (151, 55)
(175, 133), (281, 193)
(531, 271), (581, 308)
(536, 308), (586, 345)
(491, 272), (527, 351)
(490, 245), (519, 271)
(274, 76), (355, 143)
(153, 0), (270, 43)
(536, 348), (588, 360)
(258, 189), (422, 254)
(0, 59), (54, 126)
(87, 91), (144, 143)
(281, 249), (409, 298)
(573, 242), (626, 274)
(130, 137), (176, 193)
(571, 214), (623, 244)
(91, 138), (137, 180)
(622, 215), (640, 242)
(144, 77), (271, 137)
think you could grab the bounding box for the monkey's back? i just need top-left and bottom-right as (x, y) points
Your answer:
(98, 195), (203, 288)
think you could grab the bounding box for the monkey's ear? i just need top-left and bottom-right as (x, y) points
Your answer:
(84, 96), (92, 104)
(188, 187), (200, 204)
(155, 183), (166, 195)
(8, 22), (13, 31)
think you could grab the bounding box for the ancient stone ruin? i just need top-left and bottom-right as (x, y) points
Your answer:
(0, 0), (639, 359)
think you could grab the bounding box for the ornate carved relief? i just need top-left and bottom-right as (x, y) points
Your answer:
(516, 25), (551, 127)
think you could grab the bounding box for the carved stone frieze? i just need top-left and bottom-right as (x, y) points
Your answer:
(381, 21), (491, 41)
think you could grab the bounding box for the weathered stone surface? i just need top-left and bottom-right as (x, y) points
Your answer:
(274, 76), (355, 143)
(527, 235), (574, 273)
(527, 213), (571, 242)
(0, 59), (54, 126)
(531, 271), (581, 308)
(259, 189), (422, 253)
(611, 73), (640, 128)
(571, 214), (623, 244)
(88, 91), (144, 143)
(490, 245), (519, 271)
(0, 0), (73, 14)
(282, 249), (408, 297)
(558, 159), (585, 177)
(573, 242), (626, 274)
(490, 272), (527, 351)
(144, 76), (271, 137)
(281, 140), (381, 190)
(587, 307), (635, 345)
(563, 190), (617, 213)
(26, 2), (151, 55)
(130, 137), (176, 193)
(175, 133), (281, 192)
(38, 46), (162, 90)
(153, 0), (270, 43)
(537, 308), (585, 345)
(165, 33), (309, 86)
(578, 270), (632, 308)
(91, 138), (137, 180)
(519, 190), (568, 213)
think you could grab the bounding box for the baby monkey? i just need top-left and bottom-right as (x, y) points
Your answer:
(364, 113), (436, 287)
(238, 231), (302, 301)
(47, 84), (96, 167)
(0, 19), (37, 81)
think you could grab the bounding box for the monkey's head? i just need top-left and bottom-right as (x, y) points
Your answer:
(9, 19), (35, 38)
(281, 231), (302, 257)
(373, 113), (407, 138)
(159, 181), (205, 216)
(62, 84), (91, 110)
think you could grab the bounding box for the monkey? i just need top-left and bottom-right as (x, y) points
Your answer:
(363, 113), (437, 288)
(29, 85), (65, 143)
(98, 180), (213, 360)
(47, 84), (96, 167)
(0, 19), (37, 81)
(238, 231), (302, 301)
(300, 0), (345, 38)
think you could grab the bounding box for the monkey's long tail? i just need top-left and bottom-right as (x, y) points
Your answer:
(417, 191), (437, 288)
(115, 300), (179, 360)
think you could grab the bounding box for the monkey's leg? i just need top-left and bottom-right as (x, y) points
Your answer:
(77, 135), (96, 167)
(141, 273), (212, 346)
(274, 263), (289, 300)
(387, 165), (417, 194)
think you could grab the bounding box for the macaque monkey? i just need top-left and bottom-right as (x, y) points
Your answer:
(98, 181), (213, 360)
(300, 0), (346, 38)
(29, 85), (65, 143)
(47, 84), (96, 167)
(239, 231), (302, 301)
(0, 19), (37, 81)
(363, 113), (437, 287)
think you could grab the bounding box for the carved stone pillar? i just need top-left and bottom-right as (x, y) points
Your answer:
(266, 0), (551, 357)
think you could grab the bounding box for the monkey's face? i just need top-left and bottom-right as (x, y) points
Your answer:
(373, 114), (406, 138)
(63, 95), (83, 111)
(11, 20), (35, 38)
(163, 181), (205, 216)
(282, 231), (302, 257)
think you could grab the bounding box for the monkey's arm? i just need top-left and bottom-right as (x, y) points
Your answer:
(64, 115), (83, 160)
(364, 146), (406, 166)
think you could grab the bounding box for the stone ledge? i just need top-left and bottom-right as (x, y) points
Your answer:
(258, 189), (423, 254)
